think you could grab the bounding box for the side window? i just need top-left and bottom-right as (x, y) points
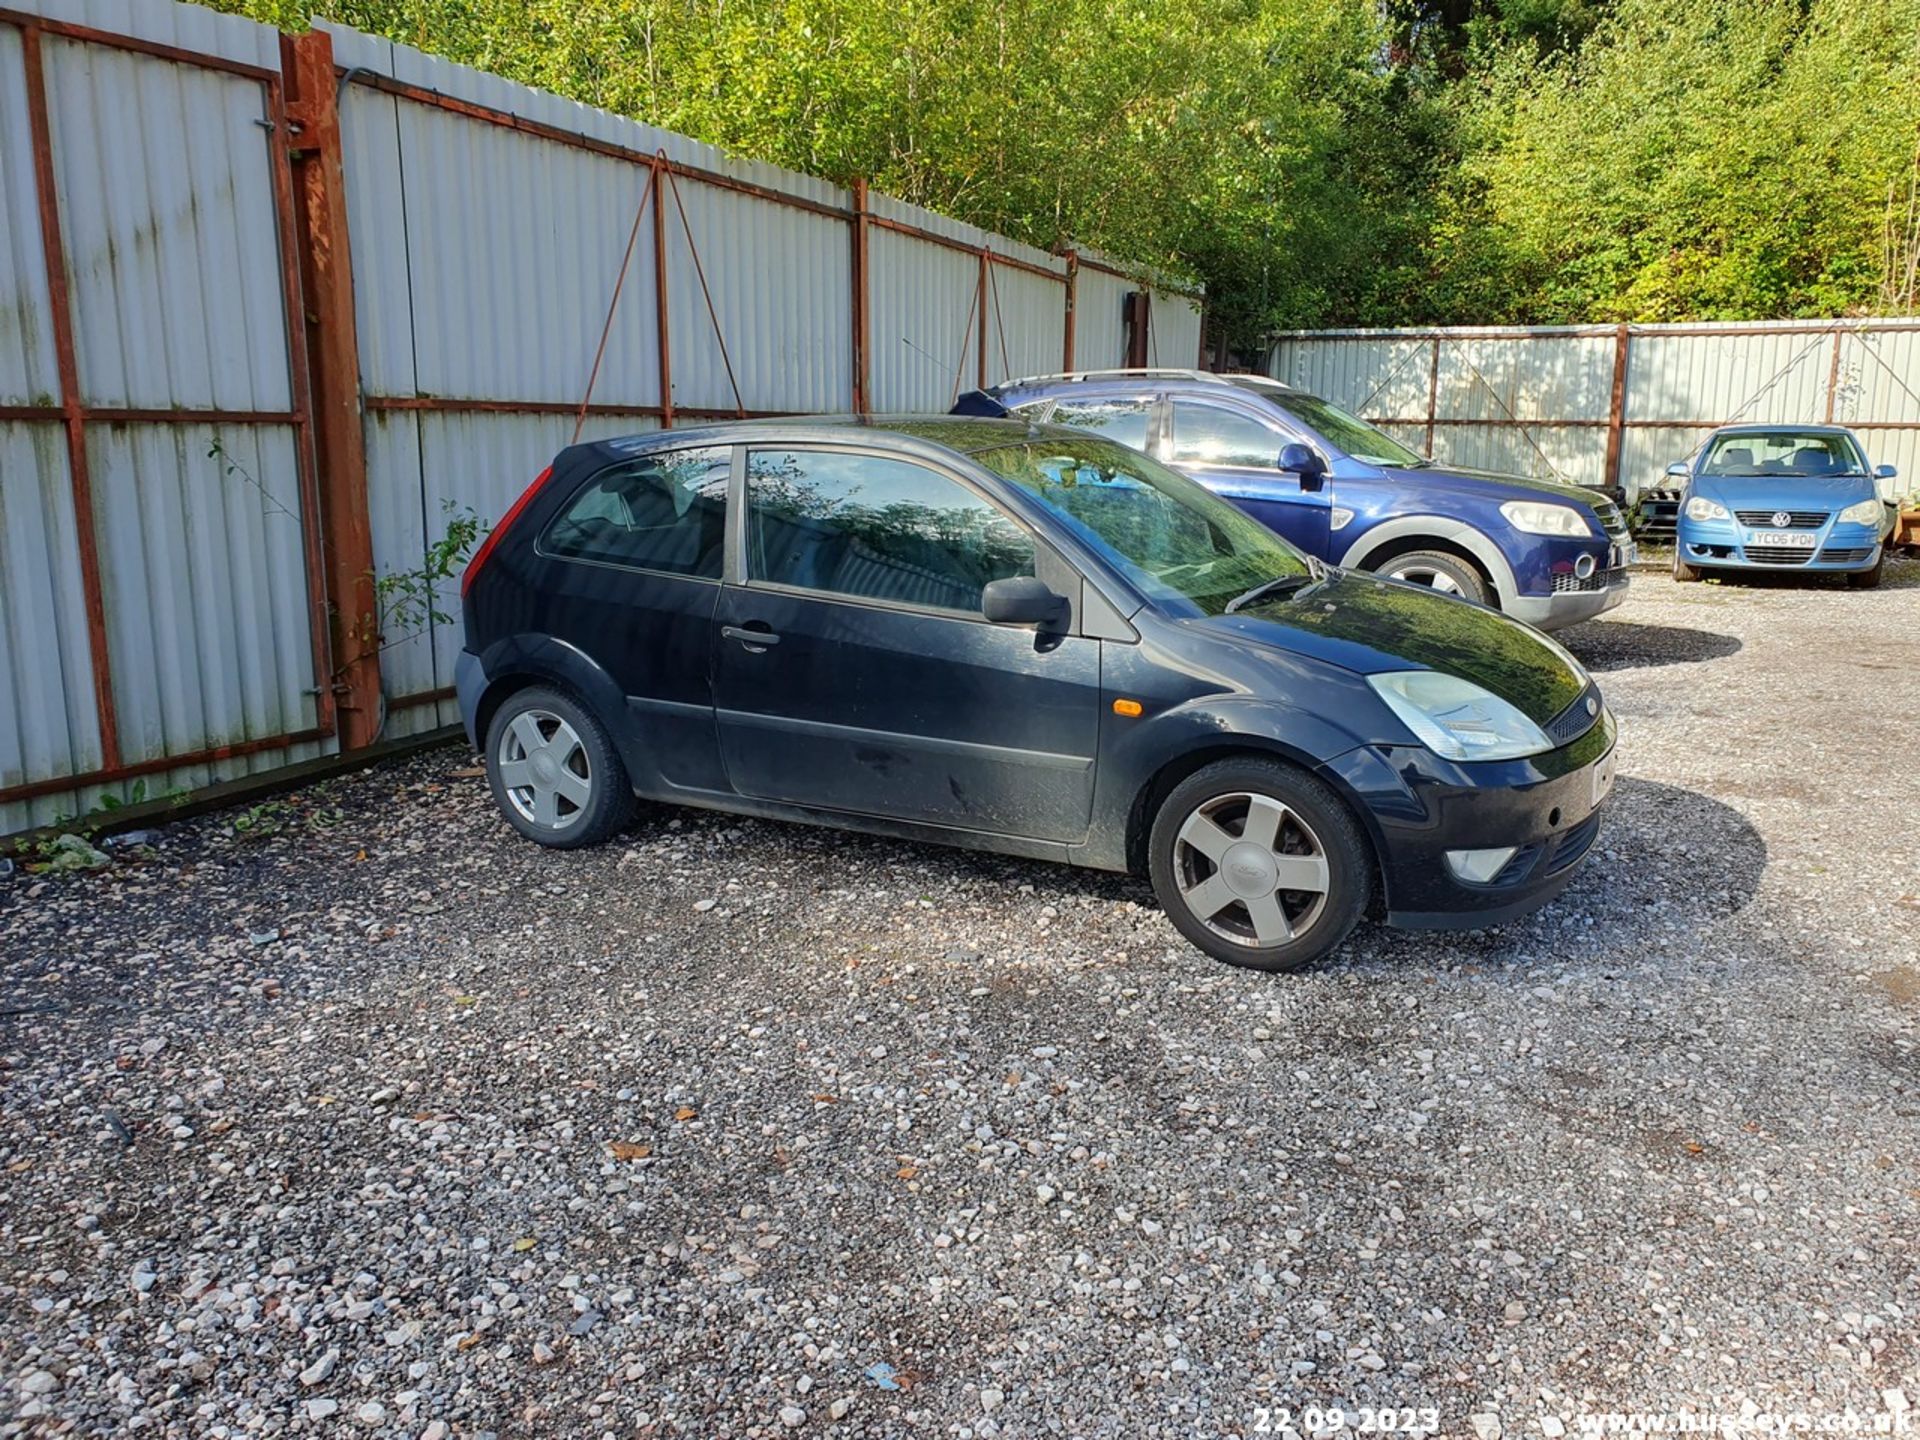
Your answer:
(1169, 402), (1283, 470)
(1038, 397), (1152, 452)
(542, 446), (729, 579)
(746, 449), (1034, 614)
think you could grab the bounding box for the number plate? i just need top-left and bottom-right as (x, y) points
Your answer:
(1747, 530), (1817, 548)
(1610, 540), (1638, 569)
(1590, 747), (1616, 811)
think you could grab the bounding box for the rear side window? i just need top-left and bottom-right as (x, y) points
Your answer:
(541, 446), (730, 578)
(745, 449), (1033, 613)
(1168, 402), (1283, 470)
(1025, 397), (1152, 452)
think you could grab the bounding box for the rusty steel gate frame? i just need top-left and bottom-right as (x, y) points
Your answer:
(1, 9), (1202, 812)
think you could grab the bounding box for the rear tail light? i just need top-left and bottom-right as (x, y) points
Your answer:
(461, 465), (554, 599)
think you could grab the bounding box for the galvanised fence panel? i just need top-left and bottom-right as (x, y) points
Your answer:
(1269, 320), (1920, 502)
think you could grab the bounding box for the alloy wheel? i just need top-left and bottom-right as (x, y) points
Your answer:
(1172, 792), (1331, 948)
(496, 709), (592, 831)
(1384, 561), (1463, 594)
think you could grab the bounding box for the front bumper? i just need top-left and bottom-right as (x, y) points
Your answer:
(1324, 709), (1617, 930)
(1678, 519), (1881, 572)
(1507, 568), (1631, 630)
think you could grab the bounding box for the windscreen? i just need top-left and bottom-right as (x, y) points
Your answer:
(971, 435), (1309, 617)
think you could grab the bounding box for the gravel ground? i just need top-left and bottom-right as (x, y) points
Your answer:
(3, 559), (1918, 1440)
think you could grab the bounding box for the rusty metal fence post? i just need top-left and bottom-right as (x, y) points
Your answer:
(850, 179), (871, 412)
(1424, 335), (1441, 456)
(1602, 323), (1631, 492)
(1061, 249), (1078, 371)
(282, 27), (379, 749)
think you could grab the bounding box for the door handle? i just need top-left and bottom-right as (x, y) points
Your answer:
(722, 625), (781, 648)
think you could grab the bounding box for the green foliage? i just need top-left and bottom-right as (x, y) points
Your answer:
(203, 0), (1920, 339)
(370, 500), (489, 653)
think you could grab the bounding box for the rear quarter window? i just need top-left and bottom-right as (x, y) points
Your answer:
(541, 446), (730, 579)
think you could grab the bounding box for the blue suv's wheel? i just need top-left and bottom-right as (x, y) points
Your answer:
(1380, 550), (1488, 606)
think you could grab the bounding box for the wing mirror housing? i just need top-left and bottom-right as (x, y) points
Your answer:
(1665, 461), (1690, 478)
(1875, 462), (1899, 480)
(1280, 442), (1328, 492)
(982, 575), (1069, 628)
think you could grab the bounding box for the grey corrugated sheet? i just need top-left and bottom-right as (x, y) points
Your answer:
(867, 227), (985, 411)
(0, 28), (57, 407)
(0, 423), (101, 831)
(43, 36), (292, 411)
(1146, 290), (1203, 369)
(1, 0), (332, 834)
(1073, 268), (1133, 371)
(1270, 320), (1920, 501)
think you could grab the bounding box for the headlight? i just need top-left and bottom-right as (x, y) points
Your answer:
(1837, 497), (1883, 526)
(1685, 496), (1730, 521)
(1500, 501), (1594, 538)
(1368, 671), (1554, 762)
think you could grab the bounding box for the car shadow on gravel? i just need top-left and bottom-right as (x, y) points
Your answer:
(1559, 619), (1743, 671)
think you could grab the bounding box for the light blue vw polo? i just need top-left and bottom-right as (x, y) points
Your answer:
(1668, 424), (1895, 588)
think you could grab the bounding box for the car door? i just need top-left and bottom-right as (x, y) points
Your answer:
(533, 444), (730, 790)
(1161, 397), (1332, 559)
(711, 444), (1102, 842)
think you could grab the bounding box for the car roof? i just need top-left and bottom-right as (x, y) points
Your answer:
(572, 413), (1082, 468)
(991, 368), (1304, 399)
(1706, 422), (1856, 436)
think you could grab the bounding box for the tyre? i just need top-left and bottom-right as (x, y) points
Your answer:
(1848, 553), (1884, 589)
(1672, 550), (1701, 583)
(484, 685), (635, 849)
(1147, 757), (1372, 972)
(1377, 549), (1488, 605)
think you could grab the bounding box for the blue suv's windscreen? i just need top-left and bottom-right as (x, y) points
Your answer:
(974, 436), (1310, 617)
(1254, 387), (1426, 469)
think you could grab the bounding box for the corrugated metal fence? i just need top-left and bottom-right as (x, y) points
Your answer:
(1268, 320), (1920, 502)
(0, 0), (1203, 833)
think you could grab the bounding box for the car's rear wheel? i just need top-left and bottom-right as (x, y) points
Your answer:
(1378, 550), (1488, 605)
(1672, 550), (1701, 583)
(1848, 553), (1884, 589)
(1148, 758), (1371, 972)
(484, 686), (634, 848)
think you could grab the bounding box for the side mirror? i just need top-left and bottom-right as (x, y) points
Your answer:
(1280, 442), (1328, 492)
(1665, 461), (1690, 478)
(1876, 462), (1899, 480)
(982, 575), (1068, 628)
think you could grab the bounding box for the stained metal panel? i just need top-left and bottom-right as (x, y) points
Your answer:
(7, 0), (283, 71)
(0, 422), (101, 832)
(1073, 268), (1132, 372)
(1271, 336), (1435, 422)
(0, 27), (59, 408)
(86, 422), (318, 760)
(385, 97), (662, 408)
(983, 263), (1066, 386)
(662, 176), (852, 414)
(1436, 334), (1614, 424)
(1625, 328), (1830, 424)
(1147, 291), (1203, 369)
(868, 228), (983, 411)
(43, 36), (292, 411)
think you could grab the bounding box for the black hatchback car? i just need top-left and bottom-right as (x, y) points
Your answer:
(458, 417), (1617, 971)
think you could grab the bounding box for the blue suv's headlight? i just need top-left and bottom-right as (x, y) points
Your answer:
(1368, 671), (1554, 761)
(1500, 501), (1594, 538)
(1837, 498), (1882, 526)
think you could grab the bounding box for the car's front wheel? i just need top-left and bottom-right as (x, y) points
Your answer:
(1377, 550), (1489, 605)
(1148, 758), (1372, 971)
(1848, 553), (1884, 589)
(484, 686), (635, 848)
(1672, 550), (1701, 583)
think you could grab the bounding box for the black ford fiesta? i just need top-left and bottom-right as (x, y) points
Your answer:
(457, 416), (1616, 971)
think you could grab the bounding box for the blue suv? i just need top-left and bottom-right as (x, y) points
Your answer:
(966, 370), (1633, 631)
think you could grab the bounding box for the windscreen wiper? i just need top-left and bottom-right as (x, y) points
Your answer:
(1224, 571), (1315, 613)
